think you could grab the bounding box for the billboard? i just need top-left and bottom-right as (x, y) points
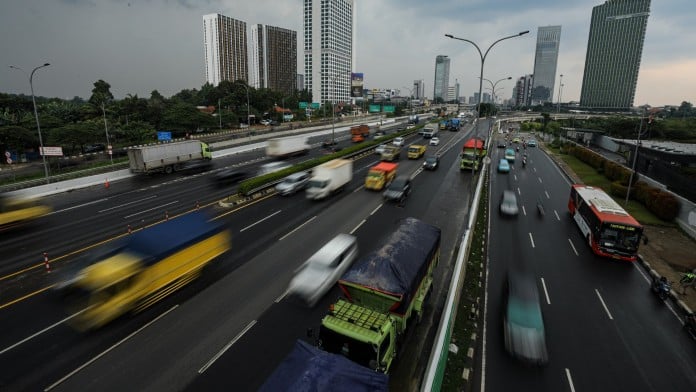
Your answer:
(351, 72), (364, 98)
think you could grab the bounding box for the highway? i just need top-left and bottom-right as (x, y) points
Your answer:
(0, 121), (476, 391)
(480, 136), (696, 391)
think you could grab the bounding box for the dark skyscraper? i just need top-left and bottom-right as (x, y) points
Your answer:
(531, 26), (561, 105)
(580, 0), (650, 109)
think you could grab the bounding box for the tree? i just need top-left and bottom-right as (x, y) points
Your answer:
(0, 125), (36, 156)
(88, 80), (114, 108)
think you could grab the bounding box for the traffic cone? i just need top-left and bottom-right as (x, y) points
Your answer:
(43, 252), (50, 273)
(104, 178), (110, 188)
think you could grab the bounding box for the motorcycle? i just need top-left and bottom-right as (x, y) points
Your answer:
(536, 199), (545, 217)
(522, 157), (527, 167)
(651, 276), (672, 300)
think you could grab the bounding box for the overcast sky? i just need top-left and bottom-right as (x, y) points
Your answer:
(2, 0), (694, 107)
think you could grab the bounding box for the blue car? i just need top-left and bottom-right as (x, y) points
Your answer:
(527, 139), (537, 147)
(497, 159), (510, 173)
(504, 148), (516, 163)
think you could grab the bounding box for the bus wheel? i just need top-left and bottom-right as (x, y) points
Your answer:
(164, 165), (173, 174)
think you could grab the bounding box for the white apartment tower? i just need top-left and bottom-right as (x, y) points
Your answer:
(249, 24), (298, 95)
(413, 79), (425, 99)
(203, 13), (248, 86)
(303, 0), (355, 106)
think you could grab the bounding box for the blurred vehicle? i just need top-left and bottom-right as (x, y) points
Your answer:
(407, 144), (426, 159)
(502, 269), (548, 365)
(128, 140), (212, 175)
(275, 171), (311, 195)
(322, 139), (338, 148)
(64, 212), (231, 330)
(375, 144), (387, 155)
(306, 159), (353, 200)
(84, 143), (105, 153)
(380, 145), (401, 162)
(504, 148), (516, 163)
(513, 137), (521, 143)
(0, 195), (52, 231)
(266, 136), (310, 158)
(270, 120), (279, 126)
(498, 140), (507, 148)
(527, 139), (537, 147)
(213, 168), (251, 185)
(460, 138), (487, 171)
(392, 137), (405, 147)
(287, 233), (358, 307)
(499, 190), (519, 216)
(497, 159), (511, 173)
(365, 162), (398, 191)
(429, 137), (440, 146)
(260, 119), (272, 126)
(423, 155), (439, 170)
(350, 124), (370, 143)
(258, 162), (292, 176)
(383, 176), (411, 203)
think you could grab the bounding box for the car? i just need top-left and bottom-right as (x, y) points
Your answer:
(393, 137), (405, 147)
(429, 137), (440, 146)
(497, 159), (511, 173)
(504, 148), (516, 163)
(512, 137), (521, 144)
(322, 139), (338, 148)
(260, 119), (271, 126)
(527, 139), (537, 147)
(375, 144), (387, 155)
(275, 171), (311, 195)
(213, 168), (251, 185)
(287, 234), (358, 307)
(499, 190), (519, 216)
(383, 175), (412, 203)
(503, 268), (548, 365)
(423, 155), (439, 170)
(269, 120), (279, 126)
(497, 140), (506, 148)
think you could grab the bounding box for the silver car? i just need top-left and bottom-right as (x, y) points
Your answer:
(275, 171), (310, 195)
(499, 190), (519, 216)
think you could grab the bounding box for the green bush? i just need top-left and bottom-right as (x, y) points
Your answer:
(652, 192), (681, 221)
(609, 181), (631, 198)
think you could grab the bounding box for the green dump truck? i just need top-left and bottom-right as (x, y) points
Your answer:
(318, 217), (441, 373)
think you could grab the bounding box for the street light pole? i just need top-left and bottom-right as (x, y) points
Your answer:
(101, 101), (113, 165)
(445, 31), (529, 227)
(557, 73), (564, 113)
(9, 63), (51, 184)
(482, 76), (511, 110)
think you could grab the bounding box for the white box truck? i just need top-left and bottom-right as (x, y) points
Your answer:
(127, 140), (212, 174)
(422, 125), (438, 139)
(306, 159), (353, 200)
(266, 136), (310, 158)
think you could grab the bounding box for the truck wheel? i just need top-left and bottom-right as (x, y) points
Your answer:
(164, 165), (173, 174)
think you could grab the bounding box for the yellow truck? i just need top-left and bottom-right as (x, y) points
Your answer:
(63, 212), (231, 330)
(380, 145), (401, 162)
(407, 144), (426, 159)
(365, 162), (398, 191)
(0, 195), (52, 231)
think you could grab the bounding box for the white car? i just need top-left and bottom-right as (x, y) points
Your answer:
(287, 234), (358, 307)
(393, 137), (405, 146)
(375, 144), (387, 155)
(275, 171), (310, 195)
(429, 137), (440, 146)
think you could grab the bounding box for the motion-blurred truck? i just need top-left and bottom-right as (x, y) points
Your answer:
(448, 118), (461, 131)
(460, 137), (487, 171)
(350, 124), (370, 143)
(127, 140), (212, 174)
(317, 217), (441, 372)
(407, 144), (426, 159)
(380, 145), (401, 162)
(306, 159), (353, 200)
(266, 135), (311, 158)
(422, 125), (439, 139)
(63, 212), (231, 330)
(365, 162), (398, 191)
(0, 195), (52, 231)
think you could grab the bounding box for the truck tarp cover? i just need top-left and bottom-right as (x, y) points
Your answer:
(340, 217), (440, 313)
(260, 340), (388, 392)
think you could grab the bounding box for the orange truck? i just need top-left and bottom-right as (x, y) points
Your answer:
(365, 162), (398, 190)
(350, 124), (370, 142)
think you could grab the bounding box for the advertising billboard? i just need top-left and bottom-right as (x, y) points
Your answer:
(351, 72), (364, 98)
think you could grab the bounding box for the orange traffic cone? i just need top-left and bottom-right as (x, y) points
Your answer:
(104, 178), (110, 188)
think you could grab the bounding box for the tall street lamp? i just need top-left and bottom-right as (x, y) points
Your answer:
(240, 83), (251, 132)
(101, 101), (113, 165)
(557, 73), (564, 113)
(482, 76), (512, 108)
(445, 30), (529, 226)
(9, 63), (51, 184)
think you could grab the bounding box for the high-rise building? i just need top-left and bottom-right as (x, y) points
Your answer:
(433, 55), (450, 101)
(249, 24), (297, 95)
(413, 79), (425, 99)
(531, 25), (562, 105)
(303, 0), (355, 106)
(514, 74), (534, 107)
(203, 13), (248, 86)
(297, 74), (305, 92)
(580, 0), (650, 109)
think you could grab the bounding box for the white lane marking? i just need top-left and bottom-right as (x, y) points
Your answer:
(568, 238), (579, 256)
(595, 289), (614, 320)
(522, 205), (527, 216)
(540, 277), (551, 305)
(50, 198), (109, 215)
(44, 305), (178, 391)
(275, 289), (289, 303)
(538, 177), (543, 184)
(513, 174), (517, 181)
(370, 204), (382, 215)
(1, 310), (85, 355)
(123, 200), (179, 219)
(99, 195), (158, 213)
(279, 216), (316, 241)
(350, 219), (367, 234)
(554, 210), (560, 220)
(516, 187), (521, 195)
(199, 320), (257, 374)
(566, 368), (576, 392)
(545, 190), (550, 199)
(240, 210), (281, 232)
(352, 185), (364, 193)
(528, 232), (536, 248)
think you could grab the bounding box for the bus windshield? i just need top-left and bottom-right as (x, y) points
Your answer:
(599, 223), (642, 252)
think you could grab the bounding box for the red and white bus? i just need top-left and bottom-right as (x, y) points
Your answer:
(568, 184), (643, 261)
